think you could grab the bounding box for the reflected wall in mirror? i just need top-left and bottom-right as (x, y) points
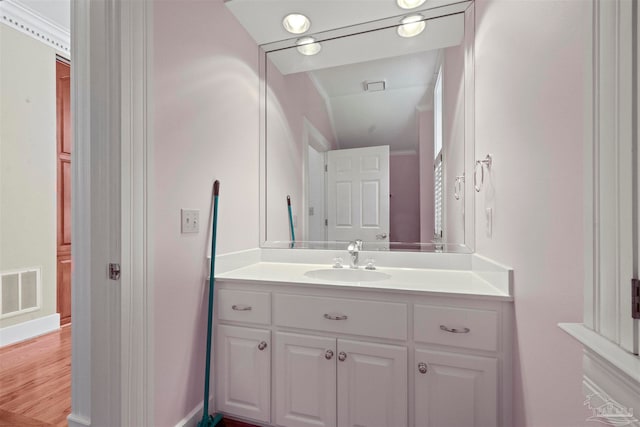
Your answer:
(262, 2), (474, 252)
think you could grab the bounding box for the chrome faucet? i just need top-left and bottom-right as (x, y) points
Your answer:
(347, 239), (363, 269)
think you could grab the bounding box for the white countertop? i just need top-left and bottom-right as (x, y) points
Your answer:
(216, 262), (512, 301)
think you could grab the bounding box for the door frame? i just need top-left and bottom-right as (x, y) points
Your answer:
(302, 118), (331, 242)
(69, 0), (153, 426)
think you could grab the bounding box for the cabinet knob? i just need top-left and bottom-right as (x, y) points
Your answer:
(418, 362), (428, 374)
(338, 351), (347, 362)
(258, 341), (268, 351)
(325, 350), (334, 360)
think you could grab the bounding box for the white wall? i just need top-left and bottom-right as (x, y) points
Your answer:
(0, 24), (57, 328)
(474, 0), (590, 424)
(152, 1), (260, 424)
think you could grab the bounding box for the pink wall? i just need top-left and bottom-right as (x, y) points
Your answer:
(153, 1), (260, 424)
(419, 110), (435, 242)
(266, 61), (335, 242)
(474, 0), (590, 425)
(390, 153), (421, 242)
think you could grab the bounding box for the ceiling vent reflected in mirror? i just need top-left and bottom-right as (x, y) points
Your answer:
(364, 81), (386, 92)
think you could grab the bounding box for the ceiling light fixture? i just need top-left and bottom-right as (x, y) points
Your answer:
(296, 37), (322, 56)
(397, 14), (426, 38)
(283, 13), (311, 34)
(396, 0), (426, 9)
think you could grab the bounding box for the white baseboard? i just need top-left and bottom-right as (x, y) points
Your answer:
(0, 313), (60, 347)
(175, 397), (214, 427)
(67, 413), (91, 427)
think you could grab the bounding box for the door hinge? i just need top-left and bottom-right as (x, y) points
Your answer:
(325, 219), (328, 226)
(109, 263), (121, 280)
(632, 278), (640, 319)
(324, 164), (328, 172)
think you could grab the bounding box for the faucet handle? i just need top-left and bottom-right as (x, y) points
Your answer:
(355, 239), (363, 250)
(332, 257), (344, 268)
(365, 258), (376, 270)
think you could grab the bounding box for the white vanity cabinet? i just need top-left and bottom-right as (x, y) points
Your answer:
(214, 289), (272, 423)
(215, 324), (271, 423)
(414, 349), (498, 427)
(213, 280), (512, 427)
(274, 332), (337, 427)
(274, 332), (407, 427)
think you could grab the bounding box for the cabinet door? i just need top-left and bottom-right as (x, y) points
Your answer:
(275, 332), (337, 427)
(415, 348), (497, 427)
(337, 339), (407, 427)
(215, 325), (270, 423)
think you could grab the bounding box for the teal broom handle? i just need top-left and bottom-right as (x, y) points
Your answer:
(200, 180), (219, 425)
(287, 195), (295, 242)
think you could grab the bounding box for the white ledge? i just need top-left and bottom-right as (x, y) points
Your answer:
(559, 323), (640, 385)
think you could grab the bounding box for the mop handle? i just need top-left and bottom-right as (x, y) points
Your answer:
(287, 195), (295, 242)
(201, 180), (220, 424)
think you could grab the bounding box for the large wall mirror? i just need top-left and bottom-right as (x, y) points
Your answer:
(260, 1), (475, 252)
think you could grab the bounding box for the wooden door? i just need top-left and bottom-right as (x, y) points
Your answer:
(275, 332), (337, 427)
(327, 146), (390, 243)
(56, 59), (72, 325)
(215, 325), (271, 423)
(414, 348), (497, 427)
(337, 339), (407, 427)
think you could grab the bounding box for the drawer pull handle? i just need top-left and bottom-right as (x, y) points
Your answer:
(440, 325), (470, 334)
(258, 341), (267, 351)
(325, 350), (334, 360)
(232, 304), (252, 311)
(324, 313), (348, 321)
(338, 351), (347, 362)
(418, 362), (428, 374)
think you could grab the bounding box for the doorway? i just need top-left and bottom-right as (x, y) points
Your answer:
(56, 58), (72, 326)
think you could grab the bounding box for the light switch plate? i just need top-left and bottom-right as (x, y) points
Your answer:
(181, 209), (200, 233)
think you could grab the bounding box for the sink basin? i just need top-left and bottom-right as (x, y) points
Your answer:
(304, 268), (391, 283)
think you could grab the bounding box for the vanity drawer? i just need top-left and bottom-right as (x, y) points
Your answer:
(274, 293), (407, 340)
(414, 305), (498, 352)
(217, 289), (271, 325)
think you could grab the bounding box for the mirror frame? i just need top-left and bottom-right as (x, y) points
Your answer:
(259, 1), (475, 253)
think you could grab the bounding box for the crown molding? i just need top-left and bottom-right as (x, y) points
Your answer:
(0, 0), (70, 56)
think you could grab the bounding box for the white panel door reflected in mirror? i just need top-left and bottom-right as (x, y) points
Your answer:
(326, 146), (390, 243)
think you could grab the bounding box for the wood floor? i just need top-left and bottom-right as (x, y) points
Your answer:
(0, 326), (71, 427)
(0, 327), (259, 427)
